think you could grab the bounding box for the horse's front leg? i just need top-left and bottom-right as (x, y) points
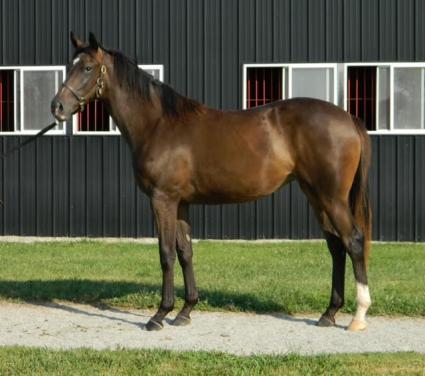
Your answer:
(146, 193), (178, 331)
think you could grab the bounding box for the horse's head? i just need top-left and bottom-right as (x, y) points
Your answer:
(51, 32), (108, 121)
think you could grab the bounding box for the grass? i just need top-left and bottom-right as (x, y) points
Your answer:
(0, 347), (424, 375)
(0, 240), (424, 316)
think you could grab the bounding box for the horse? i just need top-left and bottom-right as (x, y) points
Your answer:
(51, 32), (372, 332)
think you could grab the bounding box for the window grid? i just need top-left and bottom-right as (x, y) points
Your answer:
(244, 62), (425, 134)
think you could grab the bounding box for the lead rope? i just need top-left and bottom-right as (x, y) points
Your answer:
(1, 65), (107, 159)
(1, 121), (58, 159)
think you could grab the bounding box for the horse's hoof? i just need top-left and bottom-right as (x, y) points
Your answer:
(146, 319), (163, 331)
(317, 315), (335, 327)
(172, 315), (191, 326)
(347, 319), (367, 332)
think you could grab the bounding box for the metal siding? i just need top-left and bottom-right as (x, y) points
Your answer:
(119, 139), (136, 237)
(0, 1), (424, 241)
(370, 137), (380, 239)
(361, 0), (379, 61)
(256, 0), (273, 62)
(101, 0), (119, 49)
(325, 0), (343, 61)
(68, 0), (86, 56)
(52, 0), (69, 65)
(36, 0), (53, 64)
(397, 0), (415, 61)
(379, 0), (397, 61)
(153, 0), (170, 78)
(85, 0), (102, 40)
(308, 0), (326, 62)
(290, 0), (308, 61)
(19, 0), (36, 64)
(273, 0), (291, 61)
(119, 0), (136, 58)
(396, 137), (415, 241)
(102, 136), (120, 237)
(3, 0), (19, 65)
(69, 137), (86, 236)
(36, 137), (53, 236)
(415, 0), (425, 60)
(136, 0), (153, 63)
(343, 0), (361, 61)
(3, 138), (20, 235)
(52, 137), (69, 236)
(415, 137), (425, 241)
(378, 137), (397, 241)
(20, 140), (36, 235)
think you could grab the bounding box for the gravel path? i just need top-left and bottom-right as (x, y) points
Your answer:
(0, 302), (424, 355)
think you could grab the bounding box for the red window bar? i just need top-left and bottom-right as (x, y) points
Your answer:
(347, 67), (376, 131)
(0, 70), (15, 132)
(246, 67), (282, 109)
(77, 100), (110, 132)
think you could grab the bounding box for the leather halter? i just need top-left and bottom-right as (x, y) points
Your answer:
(61, 64), (106, 112)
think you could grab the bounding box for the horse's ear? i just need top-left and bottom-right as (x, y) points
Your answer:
(89, 32), (100, 50)
(70, 31), (85, 49)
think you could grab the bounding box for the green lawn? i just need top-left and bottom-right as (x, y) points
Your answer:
(0, 240), (424, 316)
(0, 348), (424, 375)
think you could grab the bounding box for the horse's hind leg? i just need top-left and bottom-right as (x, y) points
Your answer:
(322, 200), (371, 331)
(317, 231), (347, 327)
(172, 203), (199, 326)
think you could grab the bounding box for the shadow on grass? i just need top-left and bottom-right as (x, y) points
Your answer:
(0, 279), (306, 316)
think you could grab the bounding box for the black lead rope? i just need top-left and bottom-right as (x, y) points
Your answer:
(1, 121), (58, 159)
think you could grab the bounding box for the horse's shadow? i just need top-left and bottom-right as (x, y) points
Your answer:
(0, 279), (329, 329)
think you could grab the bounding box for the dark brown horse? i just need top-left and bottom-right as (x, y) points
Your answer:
(52, 33), (372, 332)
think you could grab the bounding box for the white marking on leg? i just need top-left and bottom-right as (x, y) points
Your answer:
(354, 282), (371, 322)
(186, 234), (191, 242)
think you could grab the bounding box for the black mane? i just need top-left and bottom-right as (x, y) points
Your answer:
(74, 47), (199, 117)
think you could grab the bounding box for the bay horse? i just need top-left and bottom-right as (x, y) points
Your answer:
(51, 32), (372, 332)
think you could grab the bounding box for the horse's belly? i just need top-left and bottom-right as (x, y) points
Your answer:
(189, 164), (292, 204)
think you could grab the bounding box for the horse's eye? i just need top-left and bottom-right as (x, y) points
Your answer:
(85, 66), (92, 72)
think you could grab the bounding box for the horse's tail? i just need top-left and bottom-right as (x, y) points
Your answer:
(350, 116), (372, 266)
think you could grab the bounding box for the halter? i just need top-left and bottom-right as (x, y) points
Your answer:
(61, 64), (107, 112)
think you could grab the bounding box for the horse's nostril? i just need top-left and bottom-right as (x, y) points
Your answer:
(51, 99), (64, 113)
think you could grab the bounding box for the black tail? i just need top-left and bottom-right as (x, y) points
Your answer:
(350, 116), (372, 265)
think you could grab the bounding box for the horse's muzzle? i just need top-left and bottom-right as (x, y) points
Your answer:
(51, 98), (68, 122)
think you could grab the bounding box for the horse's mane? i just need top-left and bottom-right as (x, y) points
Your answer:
(74, 47), (200, 117)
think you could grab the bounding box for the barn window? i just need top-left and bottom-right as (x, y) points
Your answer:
(246, 67), (282, 108)
(393, 67), (425, 130)
(74, 65), (164, 134)
(0, 66), (64, 134)
(0, 70), (15, 132)
(243, 64), (337, 110)
(345, 63), (425, 132)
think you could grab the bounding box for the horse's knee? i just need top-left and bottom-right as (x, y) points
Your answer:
(159, 249), (176, 271)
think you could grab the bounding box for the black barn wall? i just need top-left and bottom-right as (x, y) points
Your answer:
(0, 0), (424, 240)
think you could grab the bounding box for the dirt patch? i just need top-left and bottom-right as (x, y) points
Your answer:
(0, 302), (424, 355)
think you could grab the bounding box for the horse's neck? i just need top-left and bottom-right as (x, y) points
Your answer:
(104, 82), (162, 150)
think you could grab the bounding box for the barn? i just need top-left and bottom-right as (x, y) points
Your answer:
(0, 0), (424, 241)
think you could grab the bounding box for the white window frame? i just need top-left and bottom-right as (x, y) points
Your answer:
(0, 65), (66, 135)
(72, 64), (164, 136)
(344, 62), (425, 135)
(243, 62), (425, 134)
(242, 63), (339, 110)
